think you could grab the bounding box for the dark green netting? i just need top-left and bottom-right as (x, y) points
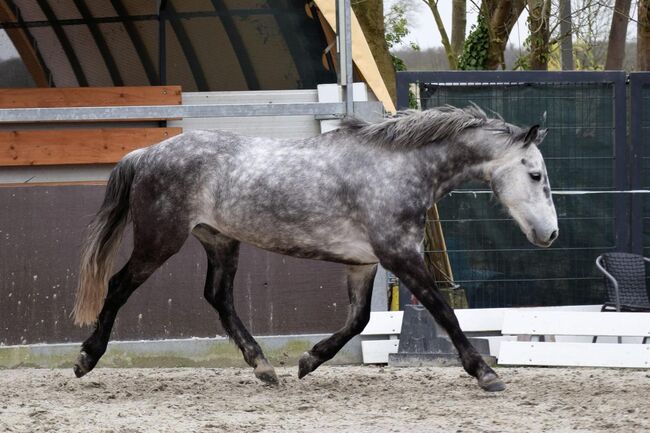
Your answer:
(420, 82), (617, 307)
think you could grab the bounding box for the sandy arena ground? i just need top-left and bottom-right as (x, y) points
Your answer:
(0, 365), (648, 432)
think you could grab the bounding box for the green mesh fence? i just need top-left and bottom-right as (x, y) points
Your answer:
(419, 81), (617, 308)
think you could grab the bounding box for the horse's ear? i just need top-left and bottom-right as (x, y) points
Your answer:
(523, 125), (540, 147)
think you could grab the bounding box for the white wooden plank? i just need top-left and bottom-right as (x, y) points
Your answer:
(454, 305), (601, 333)
(170, 90), (320, 138)
(361, 339), (400, 364)
(170, 116), (319, 138)
(483, 336), (517, 357)
(502, 311), (650, 337)
(181, 90), (319, 104)
(455, 308), (505, 332)
(498, 341), (650, 368)
(361, 311), (403, 336)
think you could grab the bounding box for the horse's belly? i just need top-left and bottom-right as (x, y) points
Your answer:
(216, 222), (379, 265)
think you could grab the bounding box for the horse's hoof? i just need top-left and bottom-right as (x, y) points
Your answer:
(254, 362), (279, 386)
(478, 372), (506, 392)
(298, 351), (320, 379)
(73, 351), (93, 378)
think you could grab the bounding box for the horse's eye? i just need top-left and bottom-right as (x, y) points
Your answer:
(529, 172), (542, 182)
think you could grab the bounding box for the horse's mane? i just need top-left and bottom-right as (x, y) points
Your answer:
(341, 104), (504, 150)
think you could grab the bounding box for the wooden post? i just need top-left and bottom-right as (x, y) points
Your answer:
(423, 205), (468, 309)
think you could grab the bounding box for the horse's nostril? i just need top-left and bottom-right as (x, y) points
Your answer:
(548, 230), (558, 242)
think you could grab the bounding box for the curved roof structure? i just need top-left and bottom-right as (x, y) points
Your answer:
(0, 0), (338, 91)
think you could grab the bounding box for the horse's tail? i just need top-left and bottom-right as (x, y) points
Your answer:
(72, 152), (141, 326)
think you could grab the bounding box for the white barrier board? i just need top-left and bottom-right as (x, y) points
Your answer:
(499, 341), (650, 368)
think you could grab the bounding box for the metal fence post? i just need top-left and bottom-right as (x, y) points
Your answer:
(613, 72), (631, 252)
(629, 73), (646, 255)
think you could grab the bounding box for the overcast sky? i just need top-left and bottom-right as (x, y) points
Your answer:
(0, 31), (18, 60)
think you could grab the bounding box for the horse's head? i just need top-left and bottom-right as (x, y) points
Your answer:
(487, 124), (558, 247)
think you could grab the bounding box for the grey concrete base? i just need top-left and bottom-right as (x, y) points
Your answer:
(0, 334), (362, 369)
(389, 353), (497, 368)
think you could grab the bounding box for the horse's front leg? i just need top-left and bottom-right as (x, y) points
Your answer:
(378, 248), (505, 392)
(298, 263), (377, 378)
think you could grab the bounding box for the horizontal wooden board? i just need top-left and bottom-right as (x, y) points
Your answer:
(0, 86), (182, 108)
(498, 341), (650, 368)
(454, 305), (601, 333)
(502, 311), (650, 337)
(361, 339), (400, 364)
(0, 128), (182, 166)
(361, 311), (403, 336)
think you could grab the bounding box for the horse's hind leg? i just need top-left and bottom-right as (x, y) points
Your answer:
(379, 249), (505, 392)
(194, 225), (277, 385)
(299, 263), (377, 378)
(74, 227), (188, 378)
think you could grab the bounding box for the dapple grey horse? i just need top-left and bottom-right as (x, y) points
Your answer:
(72, 105), (558, 392)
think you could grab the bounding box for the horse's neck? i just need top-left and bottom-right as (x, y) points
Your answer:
(422, 140), (491, 201)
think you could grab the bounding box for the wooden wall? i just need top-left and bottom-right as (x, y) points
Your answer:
(0, 184), (349, 345)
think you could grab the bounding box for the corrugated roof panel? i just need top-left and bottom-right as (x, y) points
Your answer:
(172, 17), (248, 91)
(12, 0), (47, 21)
(98, 22), (151, 85)
(63, 24), (112, 86)
(2, 0), (336, 90)
(30, 26), (77, 86)
(84, 1), (119, 18)
(233, 14), (300, 90)
(121, 0), (158, 16)
(171, 0), (215, 13)
(164, 20), (196, 91)
(47, 0), (82, 20)
(131, 19), (159, 82)
(224, 0), (271, 10)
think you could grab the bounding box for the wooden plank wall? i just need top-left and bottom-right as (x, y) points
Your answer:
(0, 86), (182, 108)
(0, 128), (181, 166)
(0, 86), (183, 167)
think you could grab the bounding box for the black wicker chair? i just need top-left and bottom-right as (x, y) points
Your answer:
(594, 253), (650, 344)
(595, 252), (650, 312)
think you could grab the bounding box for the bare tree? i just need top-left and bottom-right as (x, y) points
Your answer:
(425, 0), (459, 69)
(451, 0), (467, 55)
(570, 0), (610, 69)
(639, 0), (650, 70)
(528, 0), (552, 69)
(482, 0), (527, 69)
(559, 0), (574, 70)
(605, 0), (632, 70)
